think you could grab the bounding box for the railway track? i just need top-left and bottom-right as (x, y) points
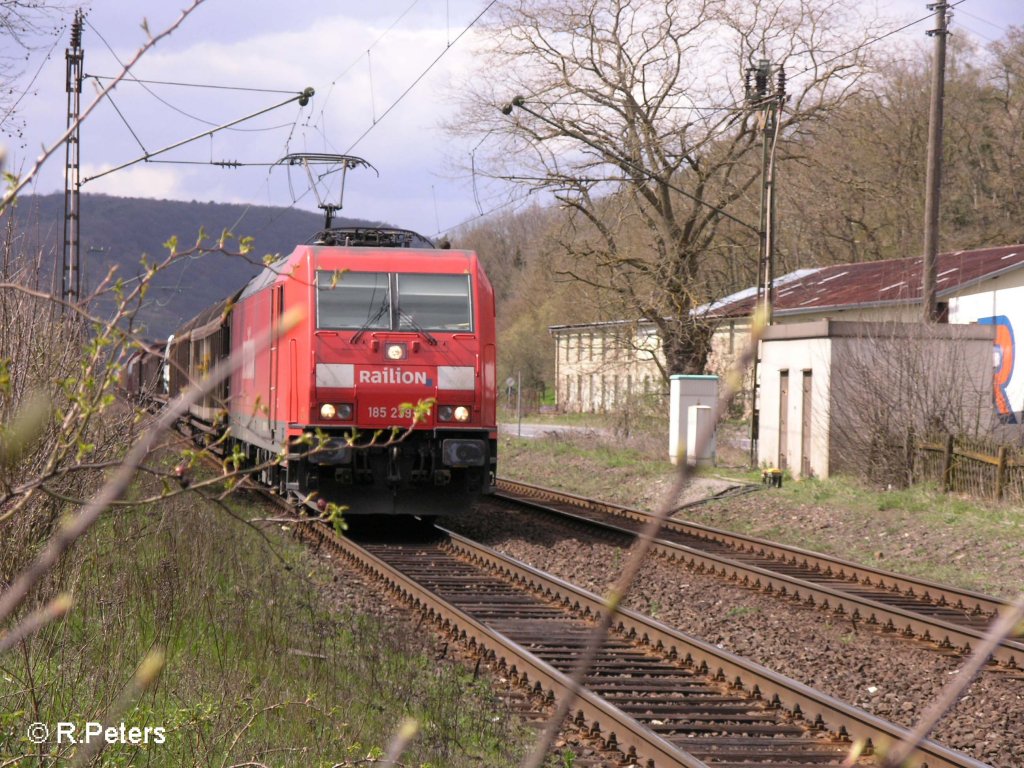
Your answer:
(494, 479), (1024, 673)
(287, 511), (987, 768)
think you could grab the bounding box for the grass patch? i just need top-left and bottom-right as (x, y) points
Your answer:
(725, 605), (758, 619)
(502, 435), (649, 470)
(499, 409), (616, 429)
(0, 493), (529, 767)
(698, 474), (1024, 595)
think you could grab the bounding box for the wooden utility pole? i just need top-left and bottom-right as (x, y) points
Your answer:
(746, 58), (786, 467)
(922, 1), (949, 323)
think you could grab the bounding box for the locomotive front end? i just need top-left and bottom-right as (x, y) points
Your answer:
(293, 250), (497, 516)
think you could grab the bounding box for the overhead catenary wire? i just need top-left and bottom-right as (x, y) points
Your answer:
(81, 88), (314, 185)
(85, 73), (303, 95)
(513, 1), (968, 147)
(349, 0), (944, 238)
(224, 98), (312, 237)
(223, 0), (438, 236)
(368, 49), (377, 124)
(486, 2), (980, 240)
(233, 0), (499, 238)
(953, 7), (1024, 73)
(436, 186), (537, 237)
(69, 13), (314, 213)
(87, 74), (307, 135)
(501, 98), (760, 233)
(61, 0), (1005, 249)
(343, 0), (498, 154)
(956, 5), (1002, 32)
(311, 0), (423, 153)
(102, 89), (149, 154)
(2, 0), (208, 211)
(85, 17), (295, 132)
(428, 0), (979, 239)
(85, 17), (216, 131)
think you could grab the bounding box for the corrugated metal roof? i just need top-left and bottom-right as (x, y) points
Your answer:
(707, 244), (1024, 319)
(549, 318), (658, 333)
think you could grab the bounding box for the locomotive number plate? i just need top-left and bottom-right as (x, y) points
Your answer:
(366, 405), (415, 421)
(360, 398), (432, 427)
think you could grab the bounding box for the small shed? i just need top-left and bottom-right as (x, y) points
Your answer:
(708, 244), (1024, 422)
(668, 374), (718, 465)
(757, 320), (996, 479)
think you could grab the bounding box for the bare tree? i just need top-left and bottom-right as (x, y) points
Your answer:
(975, 26), (1024, 245)
(779, 28), (1024, 268)
(0, 1), (67, 144)
(453, 0), (881, 376)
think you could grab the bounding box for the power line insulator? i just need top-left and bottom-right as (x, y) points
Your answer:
(70, 10), (84, 49)
(755, 59), (769, 98)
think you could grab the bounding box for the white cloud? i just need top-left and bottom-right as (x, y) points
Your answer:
(58, 8), (486, 234)
(15, 0), (1024, 238)
(81, 163), (189, 200)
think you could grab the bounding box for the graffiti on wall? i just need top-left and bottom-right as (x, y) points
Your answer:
(977, 315), (1016, 423)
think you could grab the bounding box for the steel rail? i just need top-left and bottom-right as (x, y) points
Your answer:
(286, 508), (987, 768)
(439, 530), (990, 768)
(495, 478), (1024, 669)
(295, 520), (704, 768)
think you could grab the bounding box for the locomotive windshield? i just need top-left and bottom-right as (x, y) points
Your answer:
(316, 271), (473, 332)
(396, 274), (472, 331)
(317, 271), (390, 330)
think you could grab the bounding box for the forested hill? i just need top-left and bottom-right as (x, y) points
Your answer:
(5, 193), (382, 338)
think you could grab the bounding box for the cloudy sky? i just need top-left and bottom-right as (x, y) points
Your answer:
(3, 0), (1023, 240)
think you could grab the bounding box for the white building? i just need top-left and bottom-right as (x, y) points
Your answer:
(549, 244), (1024, 476)
(548, 319), (664, 413)
(708, 244), (1024, 427)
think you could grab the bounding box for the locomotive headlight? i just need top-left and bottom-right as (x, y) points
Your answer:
(438, 405), (471, 423)
(386, 343), (406, 360)
(319, 403), (353, 420)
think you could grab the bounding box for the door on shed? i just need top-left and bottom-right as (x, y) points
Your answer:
(778, 370), (789, 470)
(800, 370), (813, 477)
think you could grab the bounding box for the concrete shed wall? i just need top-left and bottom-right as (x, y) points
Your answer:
(757, 332), (832, 479)
(757, 321), (995, 480)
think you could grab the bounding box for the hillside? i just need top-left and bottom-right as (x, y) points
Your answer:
(3, 193), (384, 338)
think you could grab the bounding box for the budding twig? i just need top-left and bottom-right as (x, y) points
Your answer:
(880, 592), (1024, 767)
(0, 309), (302, 625)
(519, 307), (767, 768)
(0, 594), (72, 655)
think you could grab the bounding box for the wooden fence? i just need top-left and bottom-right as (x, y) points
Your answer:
(916, 434), (1024, 502)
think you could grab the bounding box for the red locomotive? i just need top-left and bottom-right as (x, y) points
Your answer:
(155, 226), (497, 516)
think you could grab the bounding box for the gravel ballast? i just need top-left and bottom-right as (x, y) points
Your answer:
(445, 500), (1024, 768)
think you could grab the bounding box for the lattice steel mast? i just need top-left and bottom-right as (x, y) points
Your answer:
(62, 10), (84, 307)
